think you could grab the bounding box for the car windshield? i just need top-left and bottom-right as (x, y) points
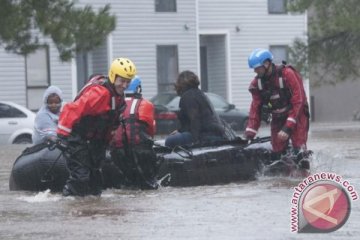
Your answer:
(205, 93), (229, 110)
(167, 96), (181, 111)
(0, 103), (26, 118)
(150, 93), (177, 106)
(151, 92), (232, 112)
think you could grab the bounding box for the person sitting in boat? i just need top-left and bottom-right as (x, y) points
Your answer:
(110, 76), (158, 189)
(245, 49), (310, 170)
(56, 58), (136, 197)
(165, 70), (227, 148)
(32, 86), (63, 145)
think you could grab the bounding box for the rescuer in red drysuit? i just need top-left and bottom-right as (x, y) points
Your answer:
(245, 49), (310, 171)
(110, 76), (158, 189)
(57, 58), (136, 196)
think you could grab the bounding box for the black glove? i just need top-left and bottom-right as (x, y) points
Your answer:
(56, 134), (69, 152)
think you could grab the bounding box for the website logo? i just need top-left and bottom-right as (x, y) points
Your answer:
(290, 172), (358, 233)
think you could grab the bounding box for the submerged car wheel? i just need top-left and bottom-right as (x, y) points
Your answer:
(13, 135), (32, 144)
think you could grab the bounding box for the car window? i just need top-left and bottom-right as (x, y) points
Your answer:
(206, 93), (229, 110)
(0, 103), (27, 118)
(151, 93), (177, 105)
(166, 96), (180, 111)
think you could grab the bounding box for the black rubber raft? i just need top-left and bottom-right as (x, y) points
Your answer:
(9, 137), (304, 192)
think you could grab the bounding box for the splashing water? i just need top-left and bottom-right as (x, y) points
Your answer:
(17, 189), (62, 203)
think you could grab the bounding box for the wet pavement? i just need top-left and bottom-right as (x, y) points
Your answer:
(0, 122), (359, 239)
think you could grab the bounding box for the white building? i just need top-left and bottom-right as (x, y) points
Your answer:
(0, 0), (307, 113)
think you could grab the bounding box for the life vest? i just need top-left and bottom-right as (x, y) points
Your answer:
(257, 64), (296, 119)
(72, 75), (126, 140)
(112, 95), (154, 148)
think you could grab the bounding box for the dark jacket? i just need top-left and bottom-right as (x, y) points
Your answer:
(177, 88), (225, 142)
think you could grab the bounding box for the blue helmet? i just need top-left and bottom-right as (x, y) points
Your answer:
(125, 76), (142, 94)
(248, 49), (274, 69)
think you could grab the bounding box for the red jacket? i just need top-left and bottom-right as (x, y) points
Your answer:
(246, 65), (308, 134)
(57, 77), (125, 142)
(111, 95), (155, 147)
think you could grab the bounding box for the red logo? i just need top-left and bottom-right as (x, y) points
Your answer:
(299, 182), (351, 233)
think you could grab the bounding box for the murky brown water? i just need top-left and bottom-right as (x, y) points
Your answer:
(1, 122), (359, 239)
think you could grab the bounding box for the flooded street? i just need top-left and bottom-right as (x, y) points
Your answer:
(1, 122), (359, 240)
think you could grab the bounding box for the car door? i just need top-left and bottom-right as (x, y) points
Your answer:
(0, 103), (28, 144)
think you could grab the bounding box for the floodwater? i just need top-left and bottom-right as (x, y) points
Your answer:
(0, 122), (359, 240)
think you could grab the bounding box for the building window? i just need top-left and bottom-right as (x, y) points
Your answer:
(76, 51), (90, 91)
(270, 45), (288, 64)
(25, 46), (50, 110)
(268, 0), (287, 14)
(155, 0), (177, 12)
(156, 45), (179, 92)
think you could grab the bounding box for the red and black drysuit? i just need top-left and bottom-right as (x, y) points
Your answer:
(57, 75), (126, 196)
(245, 64), (310, 154)
(109, 93), (158, 189)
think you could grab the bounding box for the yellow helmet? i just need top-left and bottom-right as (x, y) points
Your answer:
(108, 58), (137, 83)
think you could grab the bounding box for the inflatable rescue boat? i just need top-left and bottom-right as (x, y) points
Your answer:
(9, 137), (310, 192)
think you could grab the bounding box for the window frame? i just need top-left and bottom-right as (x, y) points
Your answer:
(269, 45), (289, 64)
(155, 0), (177, 13)
(25, 45), (51, 110)
(268, 0), (287, 14)
(156, 45), (179, 92)
(25, 45), (51, 88)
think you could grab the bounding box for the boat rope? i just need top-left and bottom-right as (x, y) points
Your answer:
(40, 149), (63, 183)
(172, 145), (194, 159)
(121, 118), (158, 189)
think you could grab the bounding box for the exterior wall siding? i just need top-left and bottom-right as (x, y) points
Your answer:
(1, 0), (306, 115)
(199, 0), (307, 111)
(78, 0), (198, 99)
(91, 40), (108, 76)
(116, 0), (198, 99)
(0, 41), (72, 108)
(201, 35), (227, 97)
(47, 43), (73, 102)
(0, 49), (27, 106)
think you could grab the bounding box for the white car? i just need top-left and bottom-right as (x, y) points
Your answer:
(0, 101), (36, 144)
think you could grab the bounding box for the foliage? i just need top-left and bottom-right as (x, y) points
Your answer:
(288, 0), (360, 86)
(0, 0), (115, 61)
(288, 38), (308, 79)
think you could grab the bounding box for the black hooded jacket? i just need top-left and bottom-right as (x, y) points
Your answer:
(177, 88), (225, 142)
